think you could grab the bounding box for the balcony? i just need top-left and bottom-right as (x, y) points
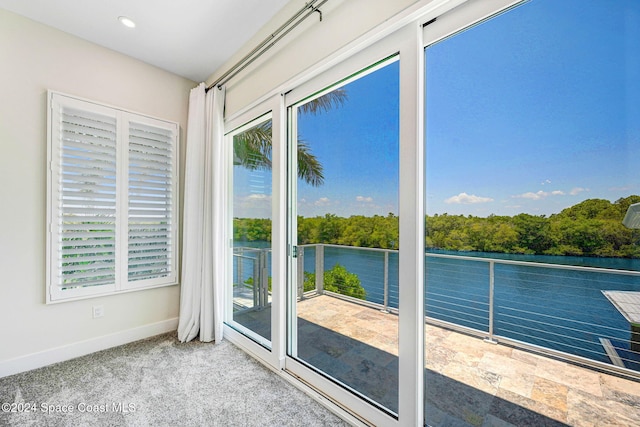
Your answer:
(298, 295), (640, 425)
(233, 244), (640, 425)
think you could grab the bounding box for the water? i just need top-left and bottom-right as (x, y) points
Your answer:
(237, 242), (640, 369)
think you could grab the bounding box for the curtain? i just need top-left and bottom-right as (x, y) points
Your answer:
(178, 83), (226, 343)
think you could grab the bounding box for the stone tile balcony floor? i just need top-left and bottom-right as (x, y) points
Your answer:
(294, 295), (640, 427)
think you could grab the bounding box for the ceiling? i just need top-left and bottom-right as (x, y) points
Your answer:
(0, 0), (291, 82)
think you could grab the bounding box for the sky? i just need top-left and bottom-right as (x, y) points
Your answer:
(296, 60), (400, 217)
(235, 0), (640, 219)
(425, 0), (640, 217)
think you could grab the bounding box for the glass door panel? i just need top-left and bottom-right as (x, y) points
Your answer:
(229, 116), (273, 347)
(424, 0), (640, 425)
(288, 58), (400, 413)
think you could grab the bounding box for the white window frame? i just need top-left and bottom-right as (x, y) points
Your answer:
(46, 91), (179, 303)
(422, 0), (523, 46)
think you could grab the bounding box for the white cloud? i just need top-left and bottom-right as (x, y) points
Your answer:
(445, 192), (494, 204)
(236, 194), (271, 204)
(314, 197), (331, 206)
(541, 179), (552, 185)
(570, 187), (588, 195)
(513, 190), (565, 200)
(248, 194), (268, 200)
(356, 196), (373, 203)
(234, 194), (272, 218)
(516, 191), (547, 200)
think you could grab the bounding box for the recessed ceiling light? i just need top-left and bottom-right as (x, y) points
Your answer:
(118, 16), (136, 28)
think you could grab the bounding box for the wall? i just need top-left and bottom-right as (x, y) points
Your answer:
(209, 0), (418, 117)
(0, 8), (195, 374)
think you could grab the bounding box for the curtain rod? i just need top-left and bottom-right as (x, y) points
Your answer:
(206, 0), (328, 92)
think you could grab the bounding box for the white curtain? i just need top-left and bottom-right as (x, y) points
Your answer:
(178, 83), (226, 343)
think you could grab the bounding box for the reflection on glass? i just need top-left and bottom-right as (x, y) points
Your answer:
(231, 118), (273, 345)
(424, 0), (640, 424)
(291, 59), (400, 413)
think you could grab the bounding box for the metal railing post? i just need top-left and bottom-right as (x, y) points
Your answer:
(297, 248), (305, 300)
(253, 256), (259, 309)
(382, 251), (389, 313)
(484, 260), (498, 344)
(315, 244), (324, 295)
(260, 250), (269, 309)
(236, 248), (243, 287)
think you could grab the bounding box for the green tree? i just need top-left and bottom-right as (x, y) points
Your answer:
(233, 218), (271, 241)
(424, 196), (640, 258)
(303, 271), (316, 292)
(304, 264), (366, 299)
(486, 221), (519, 253)
(558, 198), (617, 220)
(318, 213), (343, 243)
(512, 213), (551, 254)
(238, 196), (640, 259)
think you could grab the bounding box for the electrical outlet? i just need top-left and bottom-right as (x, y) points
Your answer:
(92, 305), (104, 318)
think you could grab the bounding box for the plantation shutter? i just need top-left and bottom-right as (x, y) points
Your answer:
(48, 92), (178, 302)
(50, 99), (118, 299)
(127, 118), (176, 284)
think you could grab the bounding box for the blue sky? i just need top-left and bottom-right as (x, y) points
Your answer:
(425, 0), (640, 216)
(236, 0), (640, 219)
(296, 61), (399, 217)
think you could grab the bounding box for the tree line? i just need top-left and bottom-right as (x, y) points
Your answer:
(233, 213), (400, 249)
(234, 195), (640, 258)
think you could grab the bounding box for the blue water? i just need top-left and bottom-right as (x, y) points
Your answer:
(236, 242), (640, 369)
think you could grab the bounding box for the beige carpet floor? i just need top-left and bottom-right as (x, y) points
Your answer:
(0, 333), (348, 426)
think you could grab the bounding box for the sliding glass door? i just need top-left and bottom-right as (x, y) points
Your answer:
(424, 0), (640, 424)
(287, 57), (401, 414)
(227, 115), (273, 347)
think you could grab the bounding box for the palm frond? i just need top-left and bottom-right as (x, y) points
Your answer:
(233, 88), (347, 187)
(299, 88), (348, 115)
(297, 139), (324, 186)
(233, 121), (272, 170)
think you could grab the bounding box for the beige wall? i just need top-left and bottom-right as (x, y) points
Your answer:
(0, 8), (194, 365)
(210, 0), (418, 117)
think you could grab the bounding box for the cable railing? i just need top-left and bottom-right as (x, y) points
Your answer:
(296, 244), (399, 313)
(426, 252), (640, 375)
(232, 243), (640, 377)
(232, 247), (271, 312)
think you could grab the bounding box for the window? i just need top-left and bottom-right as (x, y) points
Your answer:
(47, 92), (179, 302)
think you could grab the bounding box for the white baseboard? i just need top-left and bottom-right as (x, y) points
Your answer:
(0, 317), (178, 378)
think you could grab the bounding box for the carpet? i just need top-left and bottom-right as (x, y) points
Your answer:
(0, 333), (349, 426)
